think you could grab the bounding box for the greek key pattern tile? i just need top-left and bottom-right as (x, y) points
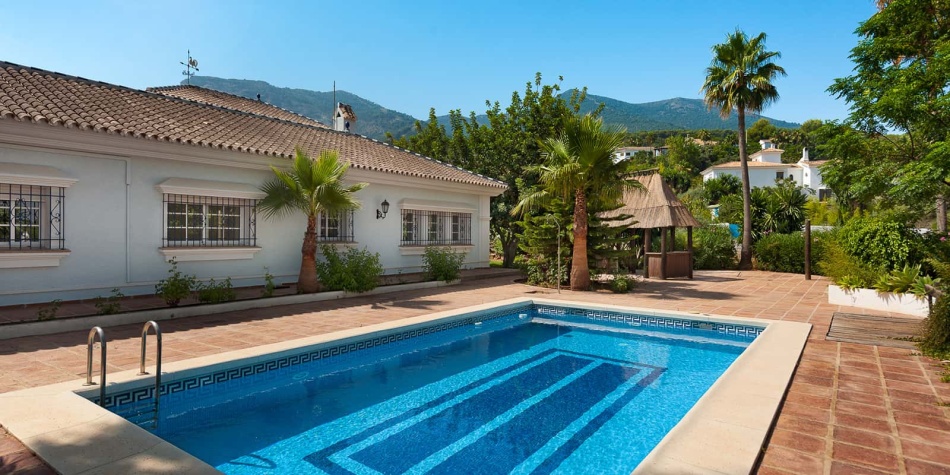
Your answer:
(533, 305), (764, 337)
(99, 304), (533, 408)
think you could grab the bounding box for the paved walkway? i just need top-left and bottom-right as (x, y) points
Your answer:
(2, 270), (948, 474)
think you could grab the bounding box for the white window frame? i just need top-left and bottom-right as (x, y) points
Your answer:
(156, 178), (264, 262)
(0, 164), (75, 268)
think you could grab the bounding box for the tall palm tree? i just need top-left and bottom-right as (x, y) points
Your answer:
(258, 148), (367, 293)
(514, 114), (637, 290)
(702, 29), (786, 269)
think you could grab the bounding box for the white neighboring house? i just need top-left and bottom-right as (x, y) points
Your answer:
(0, 62), (506, 305)
(700, 140), (832, 200)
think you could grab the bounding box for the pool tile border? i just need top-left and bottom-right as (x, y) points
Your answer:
(0, 297), (806, 475)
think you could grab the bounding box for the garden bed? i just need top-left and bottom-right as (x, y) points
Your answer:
(828, 284), (929, 318)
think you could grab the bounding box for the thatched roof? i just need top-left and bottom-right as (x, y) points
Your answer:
(604, 171), (701, 229)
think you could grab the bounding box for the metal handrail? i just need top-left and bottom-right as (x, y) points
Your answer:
(84, 326), (106, 407)
(138, 321), (162, 427)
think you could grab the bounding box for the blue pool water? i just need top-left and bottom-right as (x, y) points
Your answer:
(109, 306), (758, 474)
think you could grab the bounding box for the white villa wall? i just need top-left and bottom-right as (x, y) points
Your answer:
(0, 140), (494, 305)
(703, 167), (790, 189)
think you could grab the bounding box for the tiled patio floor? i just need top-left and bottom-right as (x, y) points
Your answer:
(2, 270), (948, 474)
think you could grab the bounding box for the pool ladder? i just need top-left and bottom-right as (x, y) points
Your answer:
(84, 321), (163, 428)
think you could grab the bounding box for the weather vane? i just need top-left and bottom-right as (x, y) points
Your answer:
(180, 50), (199, 85)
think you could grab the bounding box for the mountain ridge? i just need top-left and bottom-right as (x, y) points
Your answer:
(182, 77), (801, 140)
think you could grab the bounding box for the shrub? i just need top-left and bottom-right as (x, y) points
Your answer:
(692, 226), (737, 270)
(94, 288), (125, 315)
(817, 233), (878, 288)
(316, 245), (383, 292)
(423, 246), (466, 282)
(37, 299), (62, 321)
(920, 294), (950, 358)
(155, 259), (196, 307)
(196, 277), (236, 304)
(519, 255), (567, 288)
(838, 216), (923, 271)
(262, 268), (276, 298)
(753, 233), (805, 273)
(610, 274), (636, 293)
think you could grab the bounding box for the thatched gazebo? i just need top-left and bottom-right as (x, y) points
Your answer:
(607, 171), (701, 279)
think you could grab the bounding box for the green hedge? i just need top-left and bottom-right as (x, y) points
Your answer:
(753, 231), (830, 274)
(317, 245), (383, 292)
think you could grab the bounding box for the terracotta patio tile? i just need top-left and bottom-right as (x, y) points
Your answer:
(832, 442), (900, 471)
(833, 426), (896, 452)
(888, 398), (947, 416)
(902, 458), (950, 475)
(900, 439), (950, 466)
(781, 402), (832, 424)
(760, 446), (824, 473)
(836, 389), (886, 406)
(896, 422), (950, 446)
(834, 399), (889, 419)
(888, 388), (939, 405)
(835, 413), (893, 434)
(828, 460), (894, 475)
(774, 414), (830, 439)
(769, 428), (826, 456)
(892, 410), (950, 431)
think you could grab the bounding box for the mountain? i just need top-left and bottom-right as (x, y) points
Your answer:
(183, 76), (418, 140)
(573, 93), (800, 131)
(181, 77), (801, 141)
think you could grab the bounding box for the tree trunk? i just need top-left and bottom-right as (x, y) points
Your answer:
(737, 108), (753, 270)
(502, 236), (519, 268)
(298, 214), (321, 293)
(570, 188), (591, 290)
(937, 194), (947, 232)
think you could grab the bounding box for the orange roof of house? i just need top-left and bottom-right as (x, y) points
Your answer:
(148, 85), (328, 128)
(0, 62), (504, 189)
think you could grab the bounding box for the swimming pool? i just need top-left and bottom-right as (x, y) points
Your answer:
(103, 302), (760, 474)
(0, 298), (809, 474)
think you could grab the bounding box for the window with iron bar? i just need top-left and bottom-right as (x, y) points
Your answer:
(400, 209), (471, 246)
(317, 210), (355, 242)
(0, 183), (66, 250)
(162, 194), (257, 247)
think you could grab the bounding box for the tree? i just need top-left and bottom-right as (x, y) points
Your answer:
(390, 74), (587, 267)
(513, 114), (637, 290)
(829, 0), (950, 231)
(702, 29), (787, 269)
(258, 148), (367, 293)
(747, 118), (779, 144)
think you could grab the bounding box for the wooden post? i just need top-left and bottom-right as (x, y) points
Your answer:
(660, 227), (668, 280)
(643, 228), (651, 278)
(687, 226), (694, 279)
(804, 219), (812, 280)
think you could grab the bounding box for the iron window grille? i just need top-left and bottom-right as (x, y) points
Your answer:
(400, 209), (472, 246)
(317, 210), (355, 242)
(162, 194), (257, 247)
(0, 183), (66, 250)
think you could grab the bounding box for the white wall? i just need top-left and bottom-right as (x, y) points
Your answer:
(0, 143), (494, 305)
(703, 167), (791, 189)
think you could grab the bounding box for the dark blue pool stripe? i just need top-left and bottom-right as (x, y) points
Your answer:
(428, 362), (635, 474)
(303, 348), (565, 473)
(530, 365), (666, 474)
(350, 354), (602, 473)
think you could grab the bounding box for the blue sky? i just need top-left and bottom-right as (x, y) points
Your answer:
(1, 1), (877, 125)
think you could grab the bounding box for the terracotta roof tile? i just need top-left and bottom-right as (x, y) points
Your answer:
(0, 61), (505, 190)
(706, 161), (791, 169)
(148, 85), (329, 128)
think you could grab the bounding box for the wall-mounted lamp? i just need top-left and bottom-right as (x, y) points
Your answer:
(376, 199), (390, 219)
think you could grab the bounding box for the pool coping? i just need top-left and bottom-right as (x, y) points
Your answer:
(0, 298), (810, 475)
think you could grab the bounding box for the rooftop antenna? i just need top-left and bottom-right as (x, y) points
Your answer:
(180, 50), (199, 85)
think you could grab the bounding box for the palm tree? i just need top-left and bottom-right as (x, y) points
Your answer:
(258, 148), (367, 293)
(701, 29), (786, 269)
(514, 114), (637, 290)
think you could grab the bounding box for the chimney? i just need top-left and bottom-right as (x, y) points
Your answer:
(801, 147), (809, 162)
(333, 102), (357, 133)
(759, 139), (773, 150)
(256, 94), (261, 102)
